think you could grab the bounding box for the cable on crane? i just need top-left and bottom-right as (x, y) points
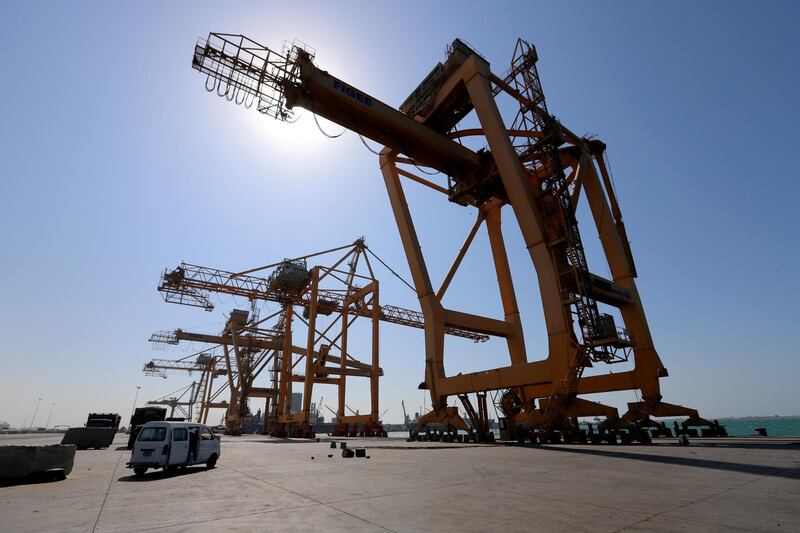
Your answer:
(357, 133), (382, 155)
(395, 144), (441, 176)
(409, 159), (440, 176)
(310, 100), (346, 138)
(155, 382), (196, 402)
(217, 78), (228, 98)
(603, 150), (621, 205)
(245, 95), (254, 109)
(205, 74), (217, 92)
(364, 246), (417, 295)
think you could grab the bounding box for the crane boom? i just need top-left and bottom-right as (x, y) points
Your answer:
(144, 357), (225, 374)
(159, 262), (488, 342)
(192, 33), (480, 176)
(149, 328), (379, 376)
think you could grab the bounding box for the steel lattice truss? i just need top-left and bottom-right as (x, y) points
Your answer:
(158, 263), (488, 342)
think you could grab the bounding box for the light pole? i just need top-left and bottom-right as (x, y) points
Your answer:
(44, 403), (56, 429)
(130, 386), (141, 422)
(29, 397), (42, 431)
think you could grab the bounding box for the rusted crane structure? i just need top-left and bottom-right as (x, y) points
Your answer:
(190, 34), (711, 442)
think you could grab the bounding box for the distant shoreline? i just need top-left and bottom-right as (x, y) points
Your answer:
(718, 415), (800, 420)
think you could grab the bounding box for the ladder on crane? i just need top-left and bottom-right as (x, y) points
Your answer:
(500, 40), (634, 435)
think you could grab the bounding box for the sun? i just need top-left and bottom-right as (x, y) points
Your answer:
(237, 105), (346, 156)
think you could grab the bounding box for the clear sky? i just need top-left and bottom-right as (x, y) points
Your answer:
(1, 1), (798, 428)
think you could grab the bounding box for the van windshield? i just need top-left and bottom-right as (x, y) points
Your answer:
(138, 427), (167, 441)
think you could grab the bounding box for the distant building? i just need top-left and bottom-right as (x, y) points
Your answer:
(291, 393), (302, 413)
(0, 421), (9, 430)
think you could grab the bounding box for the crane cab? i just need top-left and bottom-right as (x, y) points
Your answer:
(126, 421), (220, 477)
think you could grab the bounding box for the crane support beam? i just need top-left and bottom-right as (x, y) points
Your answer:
(444, 309), (512, 337)
(248, 387), (278, 398)
(284, 61), (480, 176)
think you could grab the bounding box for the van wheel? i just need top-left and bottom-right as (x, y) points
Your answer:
(133, 467), (147, 476)
(206, 455), (218, 469)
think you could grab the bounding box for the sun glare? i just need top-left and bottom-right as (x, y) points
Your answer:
(241, 107), (340, 154)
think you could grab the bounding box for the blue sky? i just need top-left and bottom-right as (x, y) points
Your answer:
(1, 1), (798, 427)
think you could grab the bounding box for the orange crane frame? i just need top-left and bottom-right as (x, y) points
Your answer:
(191, 33), (711, 438)
(143, 352), (227, 424)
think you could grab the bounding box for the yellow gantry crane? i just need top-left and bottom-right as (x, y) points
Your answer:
(189, 34), (713, 442)
(143, 351), (228, 425)
(153, 239), (484, 438)
(146, 382), (200, 421)
(149, 309), (286, 435)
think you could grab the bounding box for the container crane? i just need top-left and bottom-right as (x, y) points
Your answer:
(190, 33), (712, 441)
(402, 400), (411, 431)
(148, 309), (282, 435)
(310, 396), (323, 423)
(146, 383), (198, 421)
(156, 241), (414, 438)
(143, 351), (227, 424)
(324, 404), (337, 421)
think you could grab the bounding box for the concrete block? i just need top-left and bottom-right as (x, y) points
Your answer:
(0, 444), (76, 479)
(61, 428), (116, 449)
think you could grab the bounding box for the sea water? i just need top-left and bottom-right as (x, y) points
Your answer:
(717, 417), (800, 437)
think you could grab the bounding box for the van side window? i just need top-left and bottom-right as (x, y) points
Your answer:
(173, 427), (188, 441)
(138, 427), (167, 441)
(201, 428), (215, 440)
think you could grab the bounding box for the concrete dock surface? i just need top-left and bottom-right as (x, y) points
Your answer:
(1, 433), (798, 532)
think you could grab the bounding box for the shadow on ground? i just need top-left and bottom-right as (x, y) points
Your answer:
(0, 472), (67, 487)
(536, 444), (800, 480)
(118, 466), (213, 482)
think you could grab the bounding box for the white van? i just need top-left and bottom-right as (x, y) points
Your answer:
(126, 421), (220, 476)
